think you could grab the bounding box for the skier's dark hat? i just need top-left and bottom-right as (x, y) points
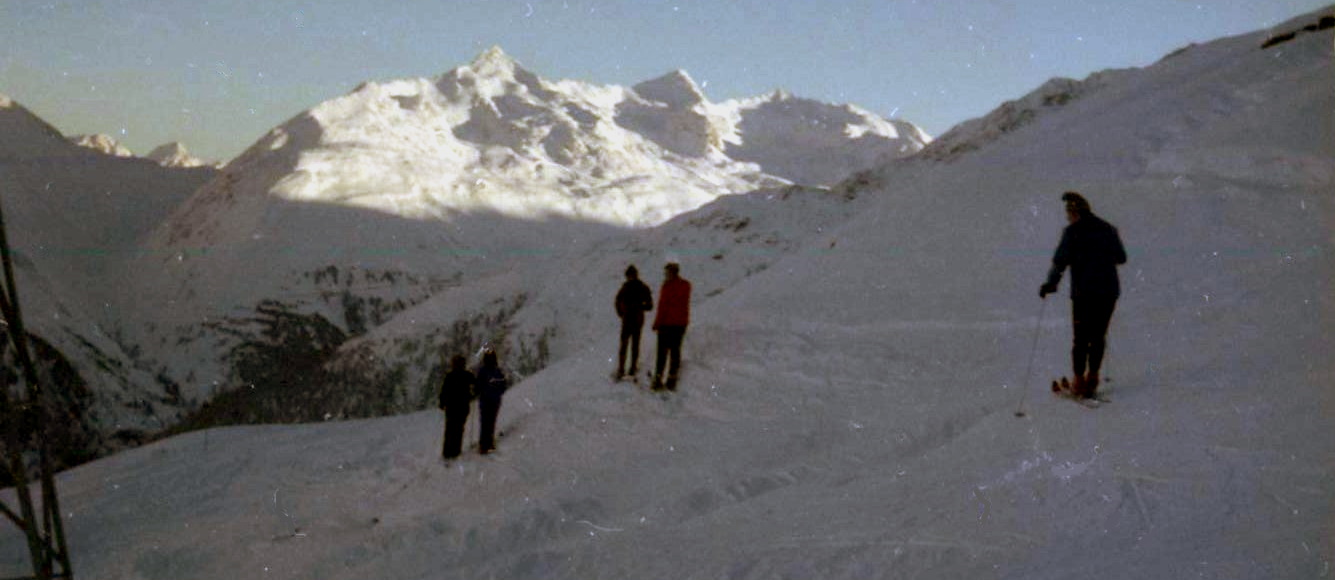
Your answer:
(1062, 191), (1091, 215)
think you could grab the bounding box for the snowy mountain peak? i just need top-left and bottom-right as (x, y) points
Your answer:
(472, 46), (513, 66)
(470, 45), (520, 75)
(146, 141), (210, 168)
(633, 69), (706, 109)
(714, 91), (932, 186)
(69, 133), (135, 157)
(0, 93), (87, 159)
(152, 49), (929, 262)
(434, 46), (553, 105)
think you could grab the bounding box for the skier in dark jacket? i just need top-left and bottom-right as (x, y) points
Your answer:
(614, 264), (653, 380)
(475, 349), (509, 454)
(1040, 191), (1127, 399)
(651, 262), (691, 391)
(438, 354), (474, 460)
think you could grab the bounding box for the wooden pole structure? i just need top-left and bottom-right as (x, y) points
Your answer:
(0, 196), (73, 580)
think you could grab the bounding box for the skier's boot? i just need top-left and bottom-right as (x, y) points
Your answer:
(1070, 374), (1088, 399)
(1084, 372), (1100, 399)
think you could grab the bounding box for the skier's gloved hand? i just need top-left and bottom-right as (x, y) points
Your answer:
(1039, 282), (1058, 299)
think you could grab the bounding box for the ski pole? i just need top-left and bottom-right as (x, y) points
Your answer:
(465, 399), (475, 452)
(1103, 312), (1115, 386)
(1014, 299), (1050, 418)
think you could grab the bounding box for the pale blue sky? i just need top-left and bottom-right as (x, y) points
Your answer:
(2, 0), (1329, 161)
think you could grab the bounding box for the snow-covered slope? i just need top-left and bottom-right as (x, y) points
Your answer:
(306, 179), (873, 421)
(115, 47), (927, 411)
(718, 90), (930, 186)
(1, 95), (218, 460)
(6, 10), (1333, 577)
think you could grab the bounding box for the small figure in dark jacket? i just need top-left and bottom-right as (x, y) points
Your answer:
(1040, 192), (1127, 399)
(475, 349), (509, 454)
(652, 262), (692, 391)
(614, 265), (653, 380)
(438, 354), (474, 460)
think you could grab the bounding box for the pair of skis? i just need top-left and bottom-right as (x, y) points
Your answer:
(612, 370), (677, 398)
(1051, 376), (1111, 408)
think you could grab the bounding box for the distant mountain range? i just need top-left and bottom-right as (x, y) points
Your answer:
(66, 132), (218, 168)
(1, 48), (929, 465)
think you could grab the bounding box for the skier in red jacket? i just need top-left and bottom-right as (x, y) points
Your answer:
(651, 262), (691, 391)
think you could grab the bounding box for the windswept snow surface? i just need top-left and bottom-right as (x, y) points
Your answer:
(5, 10), (1335, 579)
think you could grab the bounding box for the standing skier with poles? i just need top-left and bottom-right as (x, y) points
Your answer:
(1039, 192), (1127, 400)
